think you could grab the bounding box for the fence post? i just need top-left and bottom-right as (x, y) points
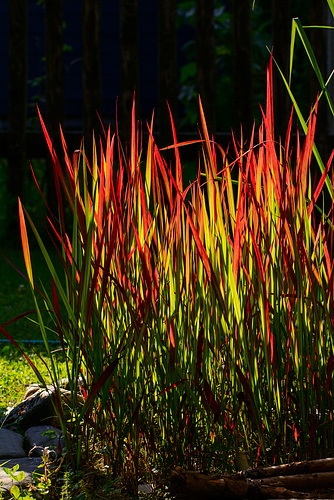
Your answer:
(272, 0), (291, 142)
(309, 0), (328, 161)
(83, 0), (102, 160)
(120, 0), (139, 142)
(196, 0), (216, 135)
(7, 0), (27, 242)
(45, 0), (64, 213)
(232, 0), (253, 139)
(158, 0), (177, 147)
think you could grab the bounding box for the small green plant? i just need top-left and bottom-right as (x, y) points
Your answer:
(59, 471), (71, 500)
(31, 446), (57, 497)
(0, 464), (31, 500)
(0, 456), (56, 499)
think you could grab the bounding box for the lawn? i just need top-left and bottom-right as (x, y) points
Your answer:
(0, 246), (62, 342)
(0, 246), (66, 419)
(0, 344), (64, 421)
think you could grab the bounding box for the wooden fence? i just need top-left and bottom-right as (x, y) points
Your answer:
(0, 0), (331, 239)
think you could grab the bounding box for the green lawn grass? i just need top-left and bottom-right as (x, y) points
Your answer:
(0, 246), (67, 420)
(0, 344), (66, 421)
(0, 246), (63, 342)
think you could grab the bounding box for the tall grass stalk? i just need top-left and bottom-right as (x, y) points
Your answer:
(270, 1), (334, 198)
(1, 62), (334, 482)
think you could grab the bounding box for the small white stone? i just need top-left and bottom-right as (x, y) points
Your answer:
(138, 483), (154, 495)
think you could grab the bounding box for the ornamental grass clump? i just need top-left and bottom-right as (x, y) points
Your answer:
(1, 60), (334, 484)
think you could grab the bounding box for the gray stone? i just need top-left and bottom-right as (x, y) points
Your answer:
(0, 380), (85, 497)
(57, 377), (85, 391)
(0, 385), (83, 432)
(0, 387), (56, 432)
(23, 384), (40, 401)
(25, 425), (65, 458)
(0, 429), (25, 459)
(138, 483), (154, 494)
(0, 457), (42, 498)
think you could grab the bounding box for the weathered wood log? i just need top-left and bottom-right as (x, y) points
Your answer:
(170, 461), (334, 499)
(259, 470), (334, 492)
(170, 468), (247, 500)
(246, 457), (334, 479)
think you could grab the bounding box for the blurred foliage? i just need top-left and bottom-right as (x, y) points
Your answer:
(0, 159), (49, 244)
(177, 0), (272, 131)
(176, 0), (314, 131)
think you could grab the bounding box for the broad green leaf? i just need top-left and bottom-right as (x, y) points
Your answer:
(10, 485), (21, 499)
(16, 471), (25, 482)
(3, 467), (16, 480)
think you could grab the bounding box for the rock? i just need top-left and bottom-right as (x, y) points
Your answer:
(0, 387), (57, 431)
(0, 379), (85, 496)
(138, 483), (154, 494)
(0, 429), (26, 459)
(0, 385), (84, 432)
(0, 457), (42, 498)
(57, 377), (85, 391)
(25, 425), (65, 458)
(23, 383), (41, 401)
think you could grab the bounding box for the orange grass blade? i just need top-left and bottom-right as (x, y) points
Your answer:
(161, 139), (204, 150)
(167, 101), (183, 193)
(131, 92), (136, 176)
(18, 198), (34, 288)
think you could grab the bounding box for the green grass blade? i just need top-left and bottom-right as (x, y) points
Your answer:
(272, 51), (333, 198)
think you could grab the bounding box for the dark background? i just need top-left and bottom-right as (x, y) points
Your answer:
(2, 1), (322, 138)
(0, 0), (331, 242)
